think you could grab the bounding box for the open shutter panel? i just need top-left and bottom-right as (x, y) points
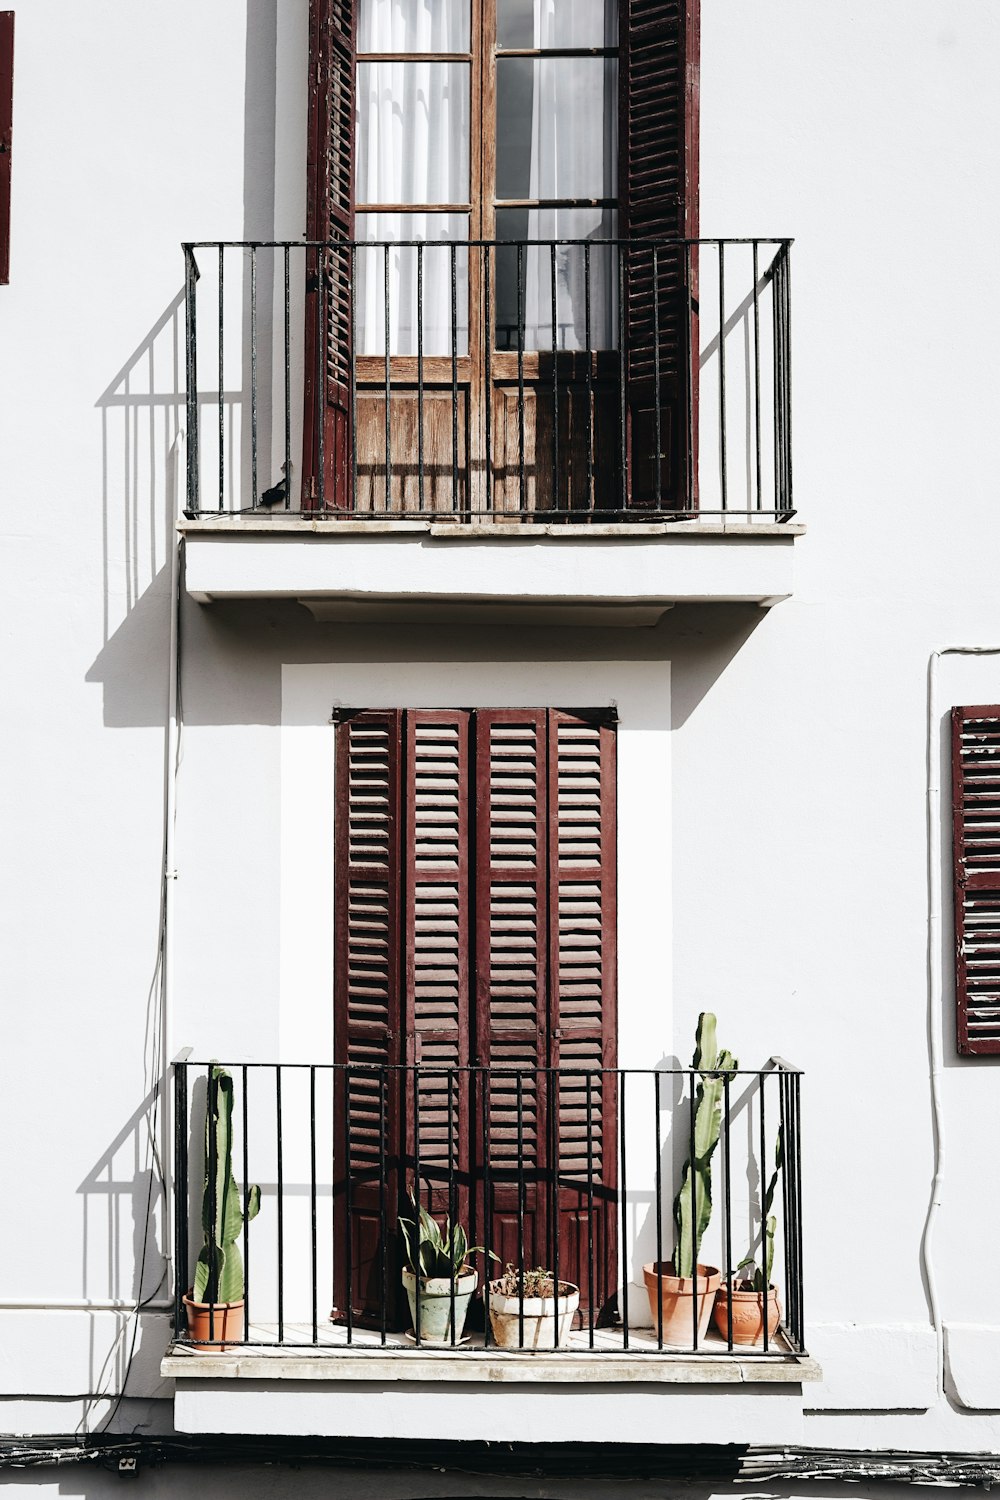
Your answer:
(0, 14), (12, 286)
(952, 706), (1000, 1055)
(304, 0), (355, 509)
(333, 710), (402, 1320)
(404, 711), (472, 1213)
(621, 0), (699, 508)
(547, 711), (618, 1321)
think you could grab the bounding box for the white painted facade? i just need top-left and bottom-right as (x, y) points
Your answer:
(3, 0), (1000, 1491)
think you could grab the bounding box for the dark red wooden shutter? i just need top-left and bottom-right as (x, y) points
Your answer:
(303, 0), (355, 509)
(620, 0), (699, 508)
(0, 13), (12, 286)
(333, 710), (402, 1321)
(952, 706), (1000, 1056)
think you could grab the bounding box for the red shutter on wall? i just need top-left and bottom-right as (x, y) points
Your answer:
(304, 0), (355, 508)
(952, 706), (1000, 1056)
(0, 13), (13, 286)
(621, 0), (699, 507)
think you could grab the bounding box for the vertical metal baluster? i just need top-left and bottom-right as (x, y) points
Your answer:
(685, 241), (695, 513)
(276, 1065), (284, 1343)
(417, 243), (425, 511)
(718, 240), (727, 513)
(723, 1071), (733, 1351)
(551, 1069), (560, 1348)
(584, 242), (594, 514)
(284, 245), (291, 508)
(448, 1067), (457, 1346)
(250, 246), (258, 508)
(793, 1071), (803, 1347)
(653, 246), (662, 509)
(379, 1066), (387, 1346)
(173, 1062), (189, 1339)
(517, 243), (526, 515)
(550, 242), (559, 515)
(451, 242), (459, 514)
(316, 247), (326, 509)
(619, 1070), (628, 1348)
(484, 245), (493, 516)
(654, 1070), (663, 1350)
(384, 243), (391, 512)
(310, 1066), (318, 1345)
(761, 1071), (770, 1353)
(344, 1066), (353, 1344)
(618, 245), (626, 510)
(689, 1073), (698, 1350)
(218, 245), (225, 511)
(350, 245), (358, 512)
(752, 241), (762, 513)
(783, 247), (794, 517)
(482, 1066), (493, 1348)
(586, 1071), (595, 1349)
(772, 249), (781, 518)
(184, 247), (199, 515)
(242, 1066), (250, 1342)
(517, 1071), (525, 1348)
(413, 1064), (421, 1346)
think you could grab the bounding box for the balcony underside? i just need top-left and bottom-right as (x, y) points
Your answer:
(181, 517), (802, 623)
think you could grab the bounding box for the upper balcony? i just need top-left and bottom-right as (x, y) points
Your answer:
(180, 237), (801, 624)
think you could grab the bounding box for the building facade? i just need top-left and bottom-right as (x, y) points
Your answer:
(3, 1), (1000, 1494)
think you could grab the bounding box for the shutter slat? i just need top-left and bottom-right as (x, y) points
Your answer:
(953, 705), (1000, 1054)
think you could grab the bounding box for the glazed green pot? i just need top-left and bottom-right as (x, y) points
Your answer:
(402, 1267), (478, 1344)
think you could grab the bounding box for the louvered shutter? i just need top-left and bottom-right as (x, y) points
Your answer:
(0, 14), (12, 287)
(952, 706), (1000, 1055)
(621, 0), (699, 508)
(303, 0), (355, 509)
(405, 712), (472, 1222)
(333, 710), (403, 1321)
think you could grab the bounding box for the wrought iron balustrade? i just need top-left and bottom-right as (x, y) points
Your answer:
(170, 1055), (805, 1357)
(182, 237), (793, 523)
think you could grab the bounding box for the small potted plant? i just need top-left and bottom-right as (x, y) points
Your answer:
(487, 1265), (581, 1350)
(713, 1125), (783, 1346)
(643, 1012), (736, 1346)
(399, 1194), (496, 1345)
(183, 1065), (261, 1349)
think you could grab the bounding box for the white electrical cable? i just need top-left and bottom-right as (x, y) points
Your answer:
(925, 645), (1000, 1403)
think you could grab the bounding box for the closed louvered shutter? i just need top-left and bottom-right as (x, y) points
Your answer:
(333, 710), (403, 1321)
(304, 0), (355, 508)
(0, 14), (12, 287)
(952, 706), (1000, 1055)
(621, 0), (699, 508)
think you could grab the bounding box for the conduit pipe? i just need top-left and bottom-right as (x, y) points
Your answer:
(925, 645), (1000, 1402)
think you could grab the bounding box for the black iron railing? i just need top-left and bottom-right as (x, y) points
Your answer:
(182, 237), (793, 522)
(171, 1055), (805, 1357)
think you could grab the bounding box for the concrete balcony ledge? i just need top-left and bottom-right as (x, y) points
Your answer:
(180, 518), (803, 625)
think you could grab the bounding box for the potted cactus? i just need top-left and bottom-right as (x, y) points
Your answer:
(487, 1265), (581, 1350)
(713, 1125), (783, 1345)
(183, 1065), (261, 1348)
(643, 1012), (736, 1346)
(399, 1194), (497, 1345)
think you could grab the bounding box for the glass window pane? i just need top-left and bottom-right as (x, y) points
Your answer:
(495, 207), (617, 351)
(357, 62), (470, 205)
(496, 58), (617, 201)
(359, 0), (471, 53)
(497, 0), (617, 50)
(356, 213), (470, 356)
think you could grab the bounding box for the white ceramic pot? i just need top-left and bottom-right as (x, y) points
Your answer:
(487, 1281), (580, 1350)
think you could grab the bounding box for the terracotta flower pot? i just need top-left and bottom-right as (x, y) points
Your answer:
(488, 1281), (580, 1349)
(712, 1280), (781, 1346)
(642, 1262), (721, 1347)
(183, 1290), (244, 1350)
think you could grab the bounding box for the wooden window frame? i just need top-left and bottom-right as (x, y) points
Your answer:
(0, 13), (13, 286)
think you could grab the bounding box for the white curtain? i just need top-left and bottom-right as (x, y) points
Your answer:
(355, 0), (470, 355)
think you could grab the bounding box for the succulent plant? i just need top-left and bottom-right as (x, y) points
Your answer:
(399, 1192), (497, 1281)
(194, 1065), (261, 1305)
(673, 1012), (737, 1279)
(491, 1265), (565, 1298)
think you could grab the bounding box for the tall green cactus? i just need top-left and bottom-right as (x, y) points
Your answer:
(673, 1013), (737, 1279)
(194, 1066), (261, 1305)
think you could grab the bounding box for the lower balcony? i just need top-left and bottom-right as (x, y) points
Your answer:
(179, 237), (799, 620)
(163, 1055), (817, 1399)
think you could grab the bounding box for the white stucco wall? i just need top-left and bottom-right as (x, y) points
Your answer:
(3, 0), (1000, 1468)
